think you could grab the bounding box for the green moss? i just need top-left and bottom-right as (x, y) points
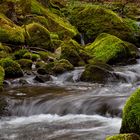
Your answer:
(17, 59), (32, 69)
(0, 43), (11, 53)
(13, 49), (28, 60)
(31, 53), (40, 61)
(0, 58), (23, 78)
(23, 52), (32, 59)
(70, 5), (140, 45)
(120, 88), (140, 135)
(106, 133), (140, 140)
(60, 39), (85, 66)
(0, 66), (5, 90)
(0, 14), (25, 44)
(36, 61), (46, 69)
(26, 22), (53, 51)
(31, 0), (78, 39)
(52, 59), (74, 74)
(38, 51), (56, 62)
(86, 33), (139, 65)
(44, 59), (74, 75)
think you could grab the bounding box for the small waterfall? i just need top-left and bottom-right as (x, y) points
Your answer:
(80, 34), (85, 46)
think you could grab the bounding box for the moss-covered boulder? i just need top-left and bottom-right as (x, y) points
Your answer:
(41, 59), (74, 75)
(23, 52), (41, 61)
(80, 62), (114, 83)
(0, 58), (23, 78)
(70, 5), (140, 45)
(26, 22), (53, 51)
(120, 88), (140, 135)
(0, 14), (25, 45)
(31, 0), (78, 40)
(17, 59), (32, 70)
(106, 133), (140, 140)
(38, 51), (56, 62)
(86, 33), (139, 65)
(0, 43), (11, 59)
(0, 66), (5, 90)
(13, 49), (28, 60)
(60, 39), (91, 66)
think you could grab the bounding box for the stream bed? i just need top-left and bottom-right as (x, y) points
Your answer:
(1, 60), (140, 140)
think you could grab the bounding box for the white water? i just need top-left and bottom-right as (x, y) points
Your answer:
(1, 60), (140, 139)
(0, 114), (121, 140)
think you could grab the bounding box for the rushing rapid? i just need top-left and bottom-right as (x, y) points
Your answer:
(1, 60), (140, 140)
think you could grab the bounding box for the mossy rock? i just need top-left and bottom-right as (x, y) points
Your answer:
(23, 52), (40, 61)
(80, 62), (114, 83)
(43, 59), (74, 75)
(17, 59), (32, 70)
(60, 39), (86, 66)
(31, 53), (41, 61)
(52, 59), (74, 74)
(120, 88), (140, 135)
(26, 22), (53, 51)
(0, 66), (5, 90)
(0, 14), (25, 45)
(106, 133), (140, 140)
(70, 5), (140, 45)
(86, 33), (139, 65)
(13, 49), (28, 60)
(0, 43), (11, 53)
(31, 0), (78, 40)
(36, 61), (47, 69)
(0, 58), (23, 78)
(38, 51), (56, 62)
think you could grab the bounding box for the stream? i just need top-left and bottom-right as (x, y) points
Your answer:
(1, 59), (140, 140)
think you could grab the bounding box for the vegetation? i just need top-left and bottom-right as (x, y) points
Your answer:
(86, 33), (139, 65)
(106, 133), (140, 140)
(120, 88), (140, 135)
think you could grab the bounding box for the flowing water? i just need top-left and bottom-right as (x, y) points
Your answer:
(1, 60), (140, 140)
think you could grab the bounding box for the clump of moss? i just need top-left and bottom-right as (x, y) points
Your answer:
(80, 62), (114, 83)
(120, 88), (140, 135)
(106, 133), (140, 140)
(36, 61), (46, 69)
(60, 39), (86, 66)
(23, 52), (41, 61)
(42, 59), (74, 75)
(86, 33), (139, 65)
(0, 14), (25, 44)
(38, 51), (56, 62)
(52, 59), (74, 74)
(0, 66), (5, 90)
(31, 0), (78, 40)
(70, 5), (140, 45)
(0, 43), (11, 59)
(13, 49), (28, 60)
(32, 53), (40, 61)
(17, 59), (32, 70)
(26, 22), (53, 51)
(0, 58), (23, 78)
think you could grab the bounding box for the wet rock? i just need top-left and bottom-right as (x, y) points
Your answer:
(80, 62), (115, 83)
(34, 75), (51, 83)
